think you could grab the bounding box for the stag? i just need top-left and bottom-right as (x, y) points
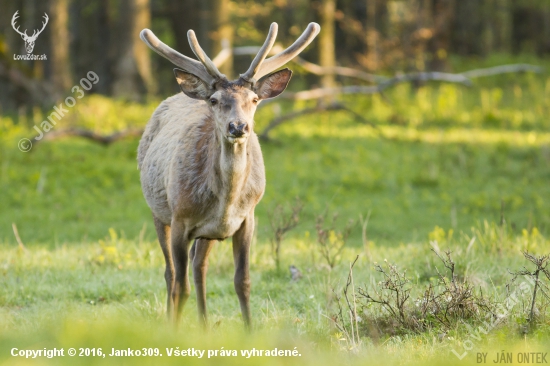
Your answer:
(138, 23), (320, 327)
(11, 11), (49, 54)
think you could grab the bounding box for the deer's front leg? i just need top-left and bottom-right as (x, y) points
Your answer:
(170, 219), (191, 324)
(192, 238), (216, 327)
(232, 211), (255, 328)
(153, 216), (174, 319)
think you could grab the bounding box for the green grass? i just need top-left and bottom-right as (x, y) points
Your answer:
(0, 226), (549, 365)
(1, 102), (550, 245)
(1, 55), (550, 365)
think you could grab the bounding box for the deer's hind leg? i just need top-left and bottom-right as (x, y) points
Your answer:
(153, 216), (174, 319)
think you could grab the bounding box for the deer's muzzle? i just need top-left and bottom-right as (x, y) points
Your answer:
(228, 121), (248, 138)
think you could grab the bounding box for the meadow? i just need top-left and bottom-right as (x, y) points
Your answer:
(0, 55), (549, 365)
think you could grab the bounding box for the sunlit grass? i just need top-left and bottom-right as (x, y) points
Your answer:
(1, 118), (549, 245)
(0, 223), (549, 365)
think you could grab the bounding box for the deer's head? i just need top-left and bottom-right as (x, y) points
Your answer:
(11, 11), (49, 54)
(141, 23), (319, 145)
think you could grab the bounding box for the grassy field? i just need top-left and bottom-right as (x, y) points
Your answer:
(0, 55), (549, 365)
(0, 228), (549, 365)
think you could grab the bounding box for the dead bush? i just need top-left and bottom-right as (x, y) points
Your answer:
(332, 249), (496, 340)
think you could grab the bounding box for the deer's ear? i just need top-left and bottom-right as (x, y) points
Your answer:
(174, 68), (212, 100)
(254, 68), (292, 100)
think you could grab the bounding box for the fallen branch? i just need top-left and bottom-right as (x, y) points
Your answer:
(259, 102), (375, 141)
(33, 128), (144, 146)
(291, 56), (386, 84)
(269, 64), (542, 102)
(459, 64), (543, 79)
(275, 72), (471, 101)
(232, 45), (543, 85)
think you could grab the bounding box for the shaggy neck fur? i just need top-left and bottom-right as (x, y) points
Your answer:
(211, 123), (251, 207)
(194, 121), (250, 211)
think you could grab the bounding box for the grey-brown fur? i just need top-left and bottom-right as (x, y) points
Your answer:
(138, 92), (265, 239)
(138, 83), (272, 328)
(137, 22), (319, 328)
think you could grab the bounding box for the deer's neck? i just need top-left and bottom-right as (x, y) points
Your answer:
(214, 135), (251, 204)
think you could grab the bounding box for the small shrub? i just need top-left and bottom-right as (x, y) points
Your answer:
(508, 251), (550, 325)
(268, 198), (303, 270)
(315, 212), (353, 270)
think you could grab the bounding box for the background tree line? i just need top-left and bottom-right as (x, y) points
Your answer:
(1, 0), (549, 113)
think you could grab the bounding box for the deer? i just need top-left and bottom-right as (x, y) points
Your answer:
(11, 11), (49, 54)
(137, 22), (320, 328)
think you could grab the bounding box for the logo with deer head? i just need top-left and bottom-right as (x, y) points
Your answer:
(11, 10), (49, 54)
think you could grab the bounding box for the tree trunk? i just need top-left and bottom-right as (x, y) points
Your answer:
(211, 0), (233, 78)
(97, 0), (112, 94)
(451, 0), (484, 56)
(365, 0), (378, 71)
(168, 0), (237, 83)
(168, 0), (200, 58)
(493, 0), (511, 53)
(112, 0), (155, 98)
(133, 0), (155, 94)
(541, 2), (550, 55)
(427, 0), (453, 71)
(49, 0), (72, 93)
(319, 0), (336, 88)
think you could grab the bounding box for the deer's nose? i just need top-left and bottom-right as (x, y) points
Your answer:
(228, 121), (248, 137)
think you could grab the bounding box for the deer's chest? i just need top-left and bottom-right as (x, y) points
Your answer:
(192, 189), (257, 240)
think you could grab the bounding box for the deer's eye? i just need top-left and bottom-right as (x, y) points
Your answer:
(252, 98), (259, 104)
(210, 98), (217, 106)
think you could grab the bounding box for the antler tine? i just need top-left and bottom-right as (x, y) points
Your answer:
(140, 28), (216, 85)
(254, 22), (321, 80)
(187, 30), (226, 82)
(239, 22), (278, 83)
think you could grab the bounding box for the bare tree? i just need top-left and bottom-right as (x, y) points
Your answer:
(268, 198), (304, 270)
